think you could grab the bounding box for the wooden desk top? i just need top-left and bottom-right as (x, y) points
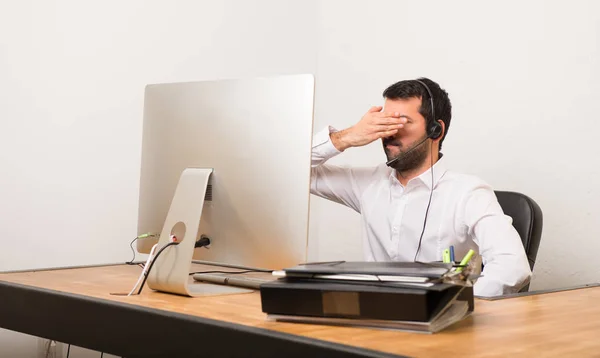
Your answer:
(2, 264), (600, 357)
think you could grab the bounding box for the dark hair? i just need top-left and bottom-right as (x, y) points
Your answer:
(382, 77), (452, 150)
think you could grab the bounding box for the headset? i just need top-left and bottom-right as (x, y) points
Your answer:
(385, 79), (443, 167)
(414, 79), (443, 140)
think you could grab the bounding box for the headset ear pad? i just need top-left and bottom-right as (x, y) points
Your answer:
(429, 121), (443, 139)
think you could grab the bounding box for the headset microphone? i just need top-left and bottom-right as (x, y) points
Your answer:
(385, 120), (442, 167)
(385, 131), (434, 168)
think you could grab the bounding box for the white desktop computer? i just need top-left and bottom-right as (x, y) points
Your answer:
(136, 74), (315, 296)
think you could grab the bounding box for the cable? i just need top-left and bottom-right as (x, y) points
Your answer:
(130, 235), (211, 295)
(406, 78), (439, 262)
(189, 269), (272, 276)
(413, 140), (435, 262)
(191, 260), (271, 272)
(125, 237), (139, 265)
(100, 352), (104, 358)
(66, 344), (71, 358)
(45, 340), (52, 357)
(126, 233), (156, 265)
(125, 234), (175, 296)
(127, 243), (159, 296)
(188, 239), (272, 276)
(300, 260), (346, 266)
(194, 235), (210, 249)
(137, 241), (179, 295)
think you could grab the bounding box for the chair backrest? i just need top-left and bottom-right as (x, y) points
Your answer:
(494, 191), (543, 271)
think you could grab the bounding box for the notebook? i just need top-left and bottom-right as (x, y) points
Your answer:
(279, 261), (451, 282)
(262, 279), (473, 333)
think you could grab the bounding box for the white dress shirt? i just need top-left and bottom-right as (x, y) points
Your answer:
(310, 126), (532, 297)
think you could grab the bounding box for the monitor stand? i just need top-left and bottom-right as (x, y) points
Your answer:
(146, 168), (252, 297)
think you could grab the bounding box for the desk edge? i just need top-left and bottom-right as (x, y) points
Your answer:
(0, 280), (406, 358)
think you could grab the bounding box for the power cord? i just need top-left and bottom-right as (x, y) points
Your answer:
(136, 241), (179, 295)
(125, 234), (216, 296)
(65, 344), (106, 358)
(127, 243), (160, 296)
(126, 234), (178, 296)
(194, 235), (211, 249)
(187, 238), (272, 276)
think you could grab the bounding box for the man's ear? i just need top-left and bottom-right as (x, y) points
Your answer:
(433, 119), (445, 141)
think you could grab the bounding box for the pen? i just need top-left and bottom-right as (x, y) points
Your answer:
(449, 245), (455, 263)
(456, 249), (475, 273)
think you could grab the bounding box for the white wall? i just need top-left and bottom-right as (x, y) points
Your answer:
(0, 333), (119, 358)
(0, 0), (316, 355)
(310, 0), (600, 291)
(0, 331), (38, 358)
(0, 0), (317, 272)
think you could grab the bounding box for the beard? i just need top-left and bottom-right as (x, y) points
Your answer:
(383, 136), (430, 173)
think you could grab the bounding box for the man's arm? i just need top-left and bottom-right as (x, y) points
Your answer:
(462, 182), (532, 297)
(310, 106), (405, 213)
(311, 127), (374, 212)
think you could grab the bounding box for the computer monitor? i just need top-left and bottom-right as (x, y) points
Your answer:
(135, 74), (315, 296)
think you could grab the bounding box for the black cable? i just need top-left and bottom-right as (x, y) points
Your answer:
(100, 352), (104, 358)
(66, 344), (71, 358)
(188, 239), (274, 276)
(188, 269), (272, 276)
(413, 140), (435, 262)
(194, 236), (211, 249)
(299, 260), (346, 266)
(136, 242), (179, 295)
(410, 78), (439, 262)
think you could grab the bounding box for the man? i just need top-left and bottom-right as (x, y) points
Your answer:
(310, 77), (531, 297)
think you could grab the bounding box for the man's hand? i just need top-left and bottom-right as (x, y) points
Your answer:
(330, 106), (405, 151)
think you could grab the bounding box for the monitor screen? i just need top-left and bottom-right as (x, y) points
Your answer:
(136, 74), (315, 270)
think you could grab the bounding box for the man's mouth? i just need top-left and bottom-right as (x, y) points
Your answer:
(384, 141), (401, 148)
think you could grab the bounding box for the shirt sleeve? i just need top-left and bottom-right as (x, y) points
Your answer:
(310, 126), (380, 213)
(461, 181), (532, 297)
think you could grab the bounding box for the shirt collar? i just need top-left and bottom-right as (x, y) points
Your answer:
(388, 153), (448, 190)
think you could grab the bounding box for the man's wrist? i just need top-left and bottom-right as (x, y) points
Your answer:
(330, 129), (351, 152)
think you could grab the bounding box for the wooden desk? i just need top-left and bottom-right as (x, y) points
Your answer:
(1, 264), (600, 358)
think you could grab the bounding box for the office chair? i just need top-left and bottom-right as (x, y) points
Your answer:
(494, 191), (543, 292)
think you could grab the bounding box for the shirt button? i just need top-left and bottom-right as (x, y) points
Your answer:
(392, 227), (398, 233)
